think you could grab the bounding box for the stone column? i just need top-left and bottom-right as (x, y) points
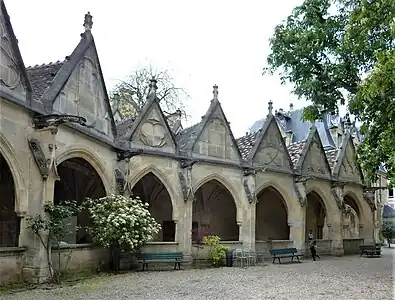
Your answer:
(329, 185), (344, 256)
(245, 200), (256, 251)
(22, 127), (58, 282)
(329, 211), (344, 256)
(289, 207), (306, 254)
(177, 196), (193, 261)
(292, 181), (307, 254)
(241, 174), (255, 250)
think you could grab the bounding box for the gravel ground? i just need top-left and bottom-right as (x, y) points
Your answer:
(2, 248), (394, 300)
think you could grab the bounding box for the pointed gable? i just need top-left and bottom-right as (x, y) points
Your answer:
(333, 133), (364, 184)
(40, 13), (116, 139)
(124, 78), (177, 154)
(0, 1), (32, 103)
(248, 114), (293, 172)
(188, 85), (242, 162)
(295, 126), (332, 179)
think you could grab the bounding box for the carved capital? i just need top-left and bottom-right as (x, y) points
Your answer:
(179, 168), (194, 202)
(331, 183), (345, 210)
(114, 169), (125, 195)
(243, 174), (256, 203)
(363, 189), (376, 211)
(293, 181), (307, 207)
(28, 138), (49, 179)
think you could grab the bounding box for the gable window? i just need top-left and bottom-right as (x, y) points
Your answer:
(389, 189), (394, 198)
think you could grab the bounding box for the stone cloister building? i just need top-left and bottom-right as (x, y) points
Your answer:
(0, 3), (385, 283)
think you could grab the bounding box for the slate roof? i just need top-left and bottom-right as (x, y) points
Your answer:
(383, 204), (395, 218)
(175, 123), (199, 152)
(250, 108), (337, 149)
(26, 61), (64, 102)
(325, 149), (339, 170)
(116, 117), (136, 138)
(236, 132), (258, 160)
(287, 140), (306, 166)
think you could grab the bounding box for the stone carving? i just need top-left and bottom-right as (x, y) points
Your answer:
(114, 169), (125, 195)
(179, 167), (193, 201)
(363, 189), (376, 211)
(331, 184), (345, 210)
(139, 117), (167, 148)
(254, 121), (290, 170)
(342, 204), (359, 239)
(302, 136), (330, 176)
(0, 19), (20, 89)
(293, 181), (307, 207)
(28, 138), (58, 180)
(339, 144), (361, 182)
(28, 138), (50, 179)
(79, 57), (98, 113)
(242, 175), (255, 203)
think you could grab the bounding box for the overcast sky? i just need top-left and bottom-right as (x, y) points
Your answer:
(8, 0), (306, 137)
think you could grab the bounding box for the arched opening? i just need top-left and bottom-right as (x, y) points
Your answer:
(0, 153), (20, 247)
(305, 192), (326, 240)
(343, 195), (361, 239)
(192, 179), (239, 241)
(131, 172), (174, 242)
(256, 187), (289, 241)
(54, 157), (106, 244)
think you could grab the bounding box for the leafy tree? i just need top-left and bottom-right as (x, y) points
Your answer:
(110, 65), (189, 120)
(380, 219), (395, 247)
(265, 0), (395, 185)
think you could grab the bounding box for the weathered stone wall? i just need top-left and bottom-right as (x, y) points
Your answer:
(0, 248), (25, 285)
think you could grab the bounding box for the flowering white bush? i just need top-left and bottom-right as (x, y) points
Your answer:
(85, 194), (161, 252)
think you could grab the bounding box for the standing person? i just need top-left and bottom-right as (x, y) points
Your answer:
(310, 240), (320, 261)
(308, 230), (314, 241)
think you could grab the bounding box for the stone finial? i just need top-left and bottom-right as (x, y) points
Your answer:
(83, 12), (93, 31)
(268, 100), (273, 115)
(113, 93), (120, 112)
(148, 77), (158, 98)
(213, 85), (218, 100)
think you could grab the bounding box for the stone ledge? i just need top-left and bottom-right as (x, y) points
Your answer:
(146, 242), (179, 245)
(0, 247), (27, 256)
(51, 243), (97, 251)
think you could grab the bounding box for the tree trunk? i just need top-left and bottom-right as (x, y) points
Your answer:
(110, 246), (121, 272)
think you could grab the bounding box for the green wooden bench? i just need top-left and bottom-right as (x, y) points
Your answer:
(269, 248), (303, 264)
(137, 252), (185, 271)
(359, 245), (382, 258)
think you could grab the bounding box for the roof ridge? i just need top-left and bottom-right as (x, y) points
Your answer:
(26, 60), (65, 70)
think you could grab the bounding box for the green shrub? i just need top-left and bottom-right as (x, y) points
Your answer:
(202, 235), (229, 267)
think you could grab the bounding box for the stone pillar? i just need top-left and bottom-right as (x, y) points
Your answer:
(241, 174), (255, 250)
(177, 196), (193, 261)
(289, 207), (306, 254)
(245, 200), (256, 251)
(22, 127), (58, 282)
(329, 211), (344, 256)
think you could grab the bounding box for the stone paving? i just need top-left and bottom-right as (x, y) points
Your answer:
(2, 248), (394, 300)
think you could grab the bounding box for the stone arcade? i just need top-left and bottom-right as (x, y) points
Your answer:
(0, 4), (386, 284)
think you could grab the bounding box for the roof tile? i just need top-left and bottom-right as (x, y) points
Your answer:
(287, 140), (306, 166)
(26, 61), (64, 101)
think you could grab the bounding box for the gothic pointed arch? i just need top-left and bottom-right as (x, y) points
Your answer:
(130, 170), (175, 242)
(192, 176), (239, 241)
(255, 185), (289, 241)
(57, 146), (112, 193)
